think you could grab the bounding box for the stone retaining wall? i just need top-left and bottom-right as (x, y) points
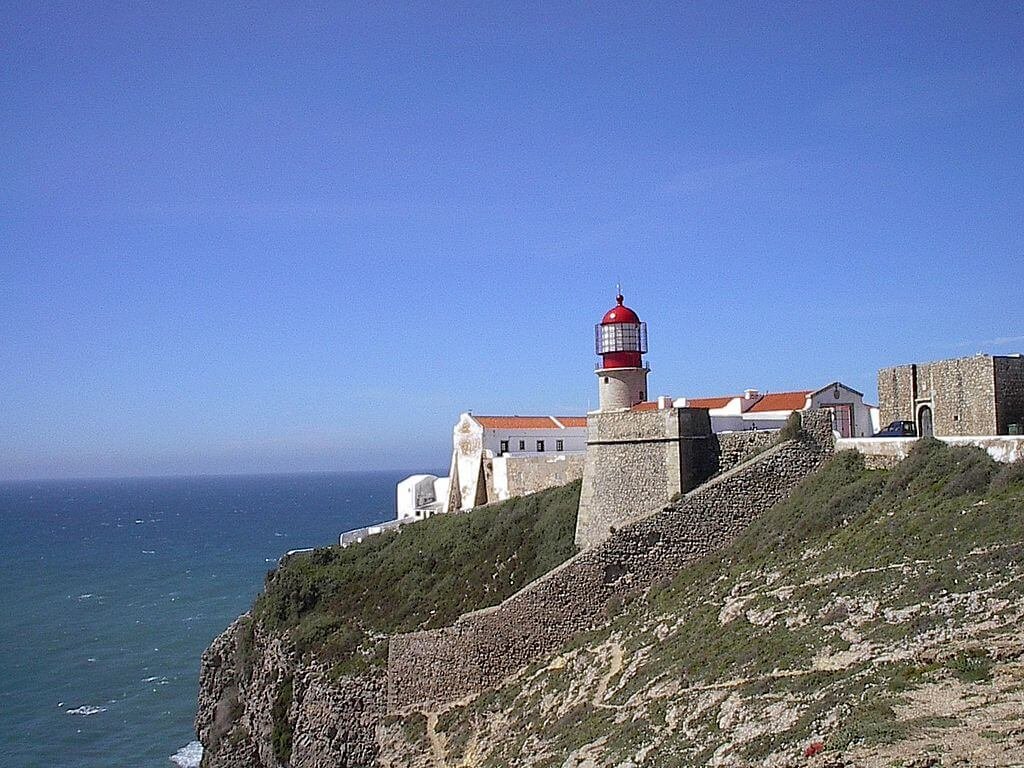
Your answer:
(714, 430), (778, 474)
(386, 411), (834, 713)
(492, 453), (586, 502)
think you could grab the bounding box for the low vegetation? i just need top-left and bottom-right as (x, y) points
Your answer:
(253, 479), (581, 674)
(399, 441), (1024, 767)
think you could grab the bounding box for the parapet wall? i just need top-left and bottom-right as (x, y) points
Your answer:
(837, 435), (1024, 469)
(491, 453), (586, 503)
(387, 411), (834, 713)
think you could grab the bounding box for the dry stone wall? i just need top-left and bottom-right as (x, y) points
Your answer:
(387, 411), (834, 713)
(713, 430), (778, 474)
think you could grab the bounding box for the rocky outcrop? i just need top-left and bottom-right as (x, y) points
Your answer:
(196, 616), (384, 768)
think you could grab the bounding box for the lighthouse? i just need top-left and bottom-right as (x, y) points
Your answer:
(595, 293), (649, 411)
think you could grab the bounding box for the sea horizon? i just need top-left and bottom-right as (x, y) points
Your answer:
(0, 467), (449, 486)
(0, 470), (422, 767)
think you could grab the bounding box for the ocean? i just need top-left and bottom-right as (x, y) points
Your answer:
(0, 471), (417, 768)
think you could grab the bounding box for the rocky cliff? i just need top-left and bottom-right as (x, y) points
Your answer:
(195, 480), (582, 768)
(196, 616), (382, 767)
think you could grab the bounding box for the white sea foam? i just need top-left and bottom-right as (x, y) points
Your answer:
(66, 705), (107, 716)
(142, 550), (156, 554)
(170, 740), (203, 767)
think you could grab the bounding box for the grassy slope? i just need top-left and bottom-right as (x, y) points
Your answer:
(250, 479), (581, 674)
(398, 441), (1024, 767)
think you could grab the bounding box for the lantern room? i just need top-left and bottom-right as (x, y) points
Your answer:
(594, 293), (650, 412)
(595, 294), (648, 370)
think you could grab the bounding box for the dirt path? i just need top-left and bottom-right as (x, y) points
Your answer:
(425, 711), (447, 767)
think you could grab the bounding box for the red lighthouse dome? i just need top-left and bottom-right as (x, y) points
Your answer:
(596, 294), (647, 369)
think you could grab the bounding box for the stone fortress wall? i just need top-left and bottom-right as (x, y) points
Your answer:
(487, 453), (586, 504)
(386, 411), (835, 713)
(574, 408), (718, 551)
(878, 354), (1024, 437)
(994, 356), (1024, 435)
(713, 429), (779, 474)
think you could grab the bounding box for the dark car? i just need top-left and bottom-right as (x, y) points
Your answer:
(873, 420), (917, 437)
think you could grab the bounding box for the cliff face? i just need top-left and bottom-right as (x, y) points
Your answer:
(196, 617), (383, 768)
(195, 480), (583, 768)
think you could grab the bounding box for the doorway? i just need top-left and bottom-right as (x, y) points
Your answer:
(824, 404), (854, 438)
(918, 405), (934, 437)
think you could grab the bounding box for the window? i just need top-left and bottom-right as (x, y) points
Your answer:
(537, 440), (545, 452)
(500, 440), (509, 454)
(518, 440), (525, 451)
(556, 439), (564, 451)
(639, 391), (645, 400)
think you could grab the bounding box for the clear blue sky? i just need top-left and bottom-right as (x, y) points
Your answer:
(3, 2), (1022, 480)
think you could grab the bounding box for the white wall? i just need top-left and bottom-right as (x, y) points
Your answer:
(837, 436), (1024, 464)
(453, 413), (485, 512)
(809, 384), (874, 438)
(433, 477), (450, 515)
(396, 474), (439, 520)
(481, 427), (587, 456)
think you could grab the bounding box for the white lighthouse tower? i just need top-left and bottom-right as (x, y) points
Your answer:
(594, 293), (649, 411)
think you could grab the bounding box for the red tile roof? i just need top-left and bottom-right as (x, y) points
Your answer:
(555, 416), (588, 427)
(474, 415), (586, 430)
(746, 391), (812, 412)
(631, 401), (660, 411)
(685, 396), (736, 409)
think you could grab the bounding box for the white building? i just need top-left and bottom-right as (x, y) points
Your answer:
(447, 413), (588, 512)
(391, 412), (589, 524)
(396, 474), (451, 521)
(642, 382), (878, 438)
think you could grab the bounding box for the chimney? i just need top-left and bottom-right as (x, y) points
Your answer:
(657, 395), (673, 409)
(743, 388), (760, 400)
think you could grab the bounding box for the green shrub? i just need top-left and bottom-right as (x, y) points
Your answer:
(831, 699), (905, 748)
(949, 649), (993, 683)
(941, 446), (997, 498)
(253, 480), (581, 670)
(271, 676), (294, 764)
(990, 458), (1024, 493)
(885, 439), (996, 500)
(778, 411), (803, 442)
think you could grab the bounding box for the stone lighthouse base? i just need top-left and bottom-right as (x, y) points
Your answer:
(575, 406), (716, 550)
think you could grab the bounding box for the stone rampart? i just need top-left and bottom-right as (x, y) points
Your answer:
(994, 356), (1024, 435)
(386, 411), (834, 713)
(575, 407), (716, 550)
(713, 430), (778, 474)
